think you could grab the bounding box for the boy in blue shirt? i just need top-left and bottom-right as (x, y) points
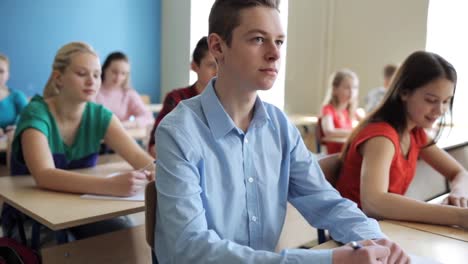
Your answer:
(155, 0), (408, 263)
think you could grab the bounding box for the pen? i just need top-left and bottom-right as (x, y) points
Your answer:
(350, 241), (362, 250)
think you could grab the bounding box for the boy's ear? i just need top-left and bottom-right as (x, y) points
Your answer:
(208, 33), (225, 62)
(190, 61), (199, 73)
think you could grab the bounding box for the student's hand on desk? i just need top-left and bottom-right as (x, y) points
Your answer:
(332, 239), (409, 264)
(445, 191), (468, 208)
(141, 169), (155, 181)
(371, 238), (409, 264)
(106, 171), (148, 196)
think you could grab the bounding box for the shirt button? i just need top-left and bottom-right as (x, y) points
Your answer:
(245, 138), (249, 144)
(251, 216), (257, 222)
(248, 177), (254, 183)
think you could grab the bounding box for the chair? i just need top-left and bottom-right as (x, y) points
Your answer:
(317, 153), (341, 244)
(314, 118), (325, 154)
(145, 180), (158, 264)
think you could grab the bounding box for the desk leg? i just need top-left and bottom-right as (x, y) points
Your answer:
(31, 221), (41, 250)
(152, 250), (158, 264)
(55, 230), (69, 244)
(16, 216), (27, 246)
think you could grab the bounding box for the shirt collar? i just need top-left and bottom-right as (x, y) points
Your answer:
(200, 78), (272, 140)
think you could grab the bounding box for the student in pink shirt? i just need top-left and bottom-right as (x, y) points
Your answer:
(95, 52), (154, 128)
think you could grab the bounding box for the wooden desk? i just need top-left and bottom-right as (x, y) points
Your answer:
(314, 221), (468, 264)
(287, 114), (318, 127)
(146, 103), (163, 114)
(0, 162), (144, 231)
(385, 219), (468, 243)
(126, 127), (147, 141)
(41, 225), (151, 264)
(321, 136), (347, 144)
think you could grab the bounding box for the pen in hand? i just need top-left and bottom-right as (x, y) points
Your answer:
(350, 241), (362, 250)
(139, 161), (155, 181)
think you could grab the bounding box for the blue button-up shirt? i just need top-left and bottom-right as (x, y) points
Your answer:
(155, 79), (384, 264)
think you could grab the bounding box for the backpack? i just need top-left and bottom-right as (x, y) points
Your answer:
(0, 238), (40, 264)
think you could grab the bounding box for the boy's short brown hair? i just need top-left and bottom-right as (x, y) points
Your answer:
(383, 64), (397, 80)
(209, 0), (280, 46)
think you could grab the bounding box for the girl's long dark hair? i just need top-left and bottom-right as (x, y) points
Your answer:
(341, 51), (457, 161)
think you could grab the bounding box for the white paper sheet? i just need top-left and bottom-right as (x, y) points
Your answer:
(81, 189), (144, 201)
(410, 254), (443, 264)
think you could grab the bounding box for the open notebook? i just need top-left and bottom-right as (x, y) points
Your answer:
(81, 189), (144, 201)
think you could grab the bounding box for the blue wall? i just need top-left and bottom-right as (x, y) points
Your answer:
(0, 0), (161, 103)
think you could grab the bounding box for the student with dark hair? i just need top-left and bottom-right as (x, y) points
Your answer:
(96, 51), (154, 129)
(147, 36), (217, 157)
(153, 0), (408, 263)
(365, 64), (398, 112)
(337, 51), (468, 228)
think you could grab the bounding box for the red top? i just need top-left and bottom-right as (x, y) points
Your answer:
(336, 122), (428, 208)
(321, 104), (352, 153)
(148, 84), (199, 150)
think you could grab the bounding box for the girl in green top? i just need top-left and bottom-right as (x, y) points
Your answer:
(4, 42), (154, 240)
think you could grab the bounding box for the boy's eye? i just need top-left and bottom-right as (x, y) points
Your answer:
(254, 37), (264, 43)
(275, 40), (284, 46)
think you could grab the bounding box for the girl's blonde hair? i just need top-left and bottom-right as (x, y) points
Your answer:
(321, 69), (359, 120)
(0, 53), (9, 66)
(43, 42), (97, 98)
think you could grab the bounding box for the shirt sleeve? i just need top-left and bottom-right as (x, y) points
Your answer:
(126, 90), (154, 127)
(148, 92), (178, 149)
(155, 122), (336, 264)
(321, 105), (334, 117)
(286, 122), (385, 243)
(13, 90), (28, 115)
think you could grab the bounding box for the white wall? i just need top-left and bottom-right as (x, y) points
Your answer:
(160, 0), (430, 117)
(285, 0), (429, 115)
(160, 0), (191, 99)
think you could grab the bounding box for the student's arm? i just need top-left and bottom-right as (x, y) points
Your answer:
(359, 136), (468, 228)
(124, 91), (154, 128)
(420, 144), (468, 207)
(156, 123), (343, 264)
(22, 128), (147, 196)
(287, 131), (384, 242)
(286, 126), (408, 263)
(147, 92), (177, 155)
(103, 115), (154, 178)
(321, 114), (352, 138)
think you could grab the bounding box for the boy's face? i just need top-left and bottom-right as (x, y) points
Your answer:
(216, 6), (285, 91)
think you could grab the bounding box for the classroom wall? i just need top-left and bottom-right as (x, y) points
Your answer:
(0, 0), (161, 103)
(284, 0), (429, 115)
(160, 0), (191, 99)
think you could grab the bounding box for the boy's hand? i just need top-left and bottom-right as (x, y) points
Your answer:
(332, 239), (410, 264)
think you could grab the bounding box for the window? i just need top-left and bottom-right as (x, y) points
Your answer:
(190, 1), (288, 109)
(426, 0), (468, 124)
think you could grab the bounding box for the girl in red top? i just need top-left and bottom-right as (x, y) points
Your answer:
(336, 51), (468, 229)
(321, 69), (363, 153)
